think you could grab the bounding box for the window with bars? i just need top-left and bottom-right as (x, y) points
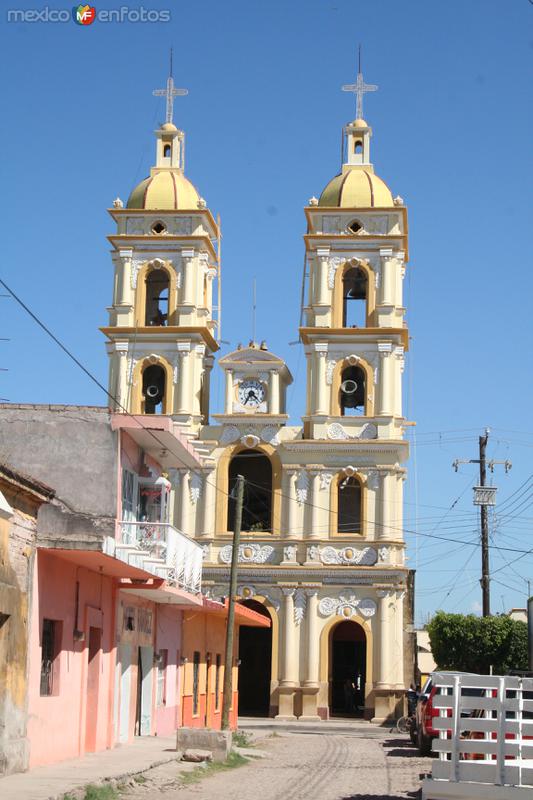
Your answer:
(192, 651), (200, 716)
(121, 469), (138, 521)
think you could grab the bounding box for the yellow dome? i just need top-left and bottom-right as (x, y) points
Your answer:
(318, 168), (393, 208)
(126, 171), (200, 210)
(160, 122), (178, 131)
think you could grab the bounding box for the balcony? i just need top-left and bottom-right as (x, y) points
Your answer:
(116, 521), (202, 594)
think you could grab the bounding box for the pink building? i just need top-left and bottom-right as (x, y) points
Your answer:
(0, 404), (268, 773)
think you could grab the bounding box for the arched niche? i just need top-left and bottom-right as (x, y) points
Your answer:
(329, 470), (367, 538)
(134, 260), (178, 327)
(131, 355), (174, 415)
(215, 443), (282, 536)
(332, 259), (375, 328)
(330, 356), (374, 417)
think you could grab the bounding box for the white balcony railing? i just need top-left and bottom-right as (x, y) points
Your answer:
(119, 521), (202, 594)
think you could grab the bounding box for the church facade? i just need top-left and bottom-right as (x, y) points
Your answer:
(104, 72), (413, 722)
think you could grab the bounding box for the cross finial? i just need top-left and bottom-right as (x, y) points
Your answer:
(341, 45), (378, 120)
(153, 48), (188, 125)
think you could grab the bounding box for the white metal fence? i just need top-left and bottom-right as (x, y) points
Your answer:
(119, 521), (202, 594)
(423, 672), (533, 798)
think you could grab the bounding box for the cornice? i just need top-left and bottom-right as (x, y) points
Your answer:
(299, 326), (409, 351)
(100, 326), (219, 352)
(203, 566), (408, 584)
(107, 206), (219, 235)
(107, 234), (217, 260)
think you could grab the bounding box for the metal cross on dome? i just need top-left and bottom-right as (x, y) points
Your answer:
(342, 46), (378, 120)
(153, 49), (188, 125)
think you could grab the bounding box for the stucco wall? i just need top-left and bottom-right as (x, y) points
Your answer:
(0, 405), (118, 542)
(0, 497), (36, 775)
(27, 550), (115, 768)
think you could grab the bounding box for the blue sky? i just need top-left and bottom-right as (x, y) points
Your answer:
(1, 0), (532, 624)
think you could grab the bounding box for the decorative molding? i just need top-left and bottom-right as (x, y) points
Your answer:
(240, 434), (260, 448)
(131, 259), (144, 289)
(306, 545), (320, 563)
(260, 425), (280, 446)
(201, 544), (210, 561)
(378, 546), (390, 564)
(364, 470), (380, 491)
(327, 422), (377, 441)
(319, 545), (378, 566)
(295, 470), (309, 505)
(319, 471), (334, 491)
(189, 472), (203, 504)
(283, 544), (297, 562)
(219, 543), (276, 565)
(294, 588), (307, 626)
(237, 584), (256, 599)
(220, 425), (241, 445)
(318, 593), (377, 619)
(326, 360), (336, 385)
(327, 256), (343, 289)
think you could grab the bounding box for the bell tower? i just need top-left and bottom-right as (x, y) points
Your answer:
(102, 70), (219, 429)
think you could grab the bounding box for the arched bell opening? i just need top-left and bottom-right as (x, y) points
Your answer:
(237, 599), (273, 717)
(342, 266), (367, 328)
(329, 620), (367, 718)
(142, 364), (166, 415)
(339, 365), (366, 416)
(145, 268), (169, 326)
(337, 475), (362, 535)
(227, 450), (272, 533)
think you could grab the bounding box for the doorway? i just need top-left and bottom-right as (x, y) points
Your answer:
(237, 600), (272, 716)
(85, 626), (102, 752)
(135, 646), (153, 736)
(330, 620), (366, 717)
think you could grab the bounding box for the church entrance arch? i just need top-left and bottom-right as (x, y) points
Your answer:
(237, 600), (272, 717)
(329, 620), (366, 718)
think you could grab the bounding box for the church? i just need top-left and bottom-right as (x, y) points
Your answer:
(103, 66), (413, 723)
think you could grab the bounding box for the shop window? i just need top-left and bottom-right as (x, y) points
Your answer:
(192, 651), (200, 716)
(40, 619), (62, 696)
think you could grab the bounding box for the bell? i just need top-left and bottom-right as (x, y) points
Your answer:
(146, 385), (160, 399)
(341, 379), (358, 394)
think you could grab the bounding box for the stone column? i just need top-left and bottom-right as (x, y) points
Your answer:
(285, 469), (298, 539)
(315, 248), (330, 306)
(379, 471), (391, 541)
(379, 248), (394, 306)
(308, 471), (322, 539)
(176, 347), (191, 414)
(181, 249), (195, 306)
(178, 470), (191, 536)
(116, 346), (128, 410)
(376, 590), (393, 687)
(225, 370), (234, 414)
(117, 249), (133, 306)
(378, 343), (392, 416)
(315, 346), (328, 415)
(276, 589), (297, 720)
(392, 590), (405, 689)
(200, 469), (216, 537)
(301, 589), (321, 721)
(393, 346), (404, 418)
(269, 370), (280, 414)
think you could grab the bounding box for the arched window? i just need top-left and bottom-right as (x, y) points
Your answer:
(227, 450), (272, 532)
(142, 364), (166, 414)
(337, 476), (362, 534)
(339, 365), (365, 416)
(342, 267), (367, 327)
(145, 269), (169, 326)
(163, 144), (171, 158)
(354, 140), (363, 154)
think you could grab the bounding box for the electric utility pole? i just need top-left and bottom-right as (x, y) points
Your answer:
(221, 474), (244, 730)
(453, 429), (511, 617)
